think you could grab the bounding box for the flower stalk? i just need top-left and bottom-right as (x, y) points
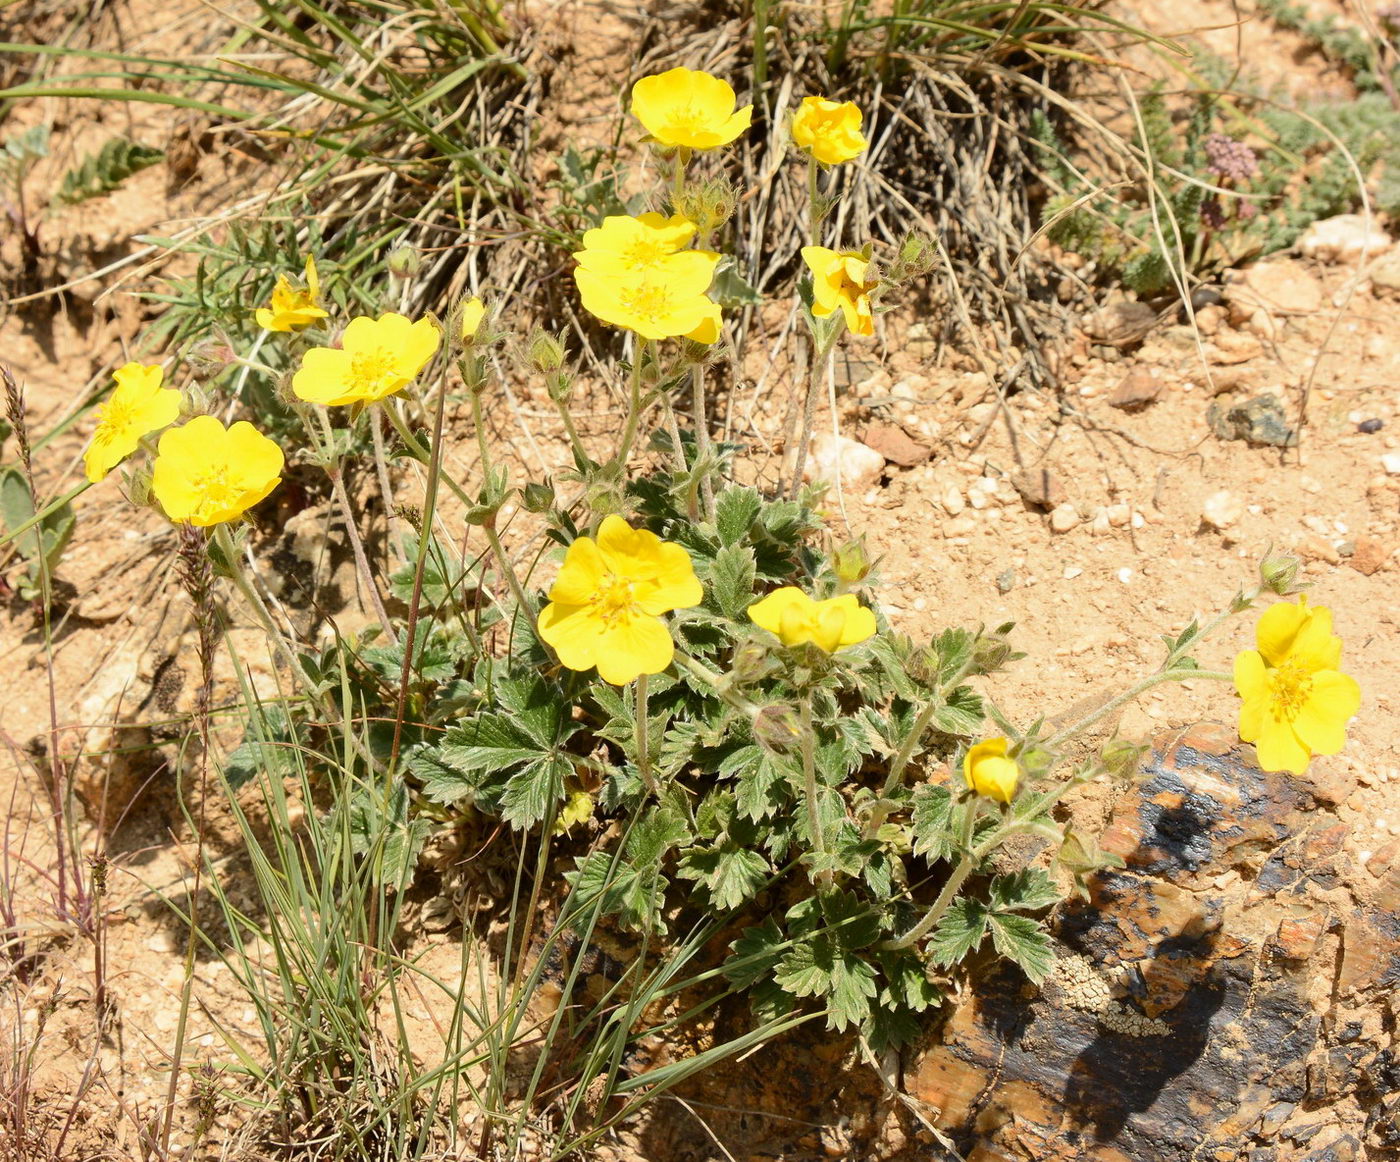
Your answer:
(799, 692), (833, 889)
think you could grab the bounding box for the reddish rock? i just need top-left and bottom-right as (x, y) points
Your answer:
(859, 421), (932, 467)
(1347, 536), (1388, 576)
(1108, 367), (1163, 410)
(1010, 467), (1068, 510)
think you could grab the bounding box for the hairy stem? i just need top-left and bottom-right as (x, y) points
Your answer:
(800, 692), (832, 888)
(635, 673), (656, 797)
(1045, 667), (1232, 751)
(882, 796), (981, 951)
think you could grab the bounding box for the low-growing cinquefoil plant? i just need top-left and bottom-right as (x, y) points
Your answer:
(3, 58), (1363, 1161)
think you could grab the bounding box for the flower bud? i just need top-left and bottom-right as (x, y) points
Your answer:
(832, 538), (872, 585)
(184, 340), (235, 380)
(528, 330), (567, 374)
(903, 645), (941, 689)
(728, 641), (773, 685)
(522, 481), (555, 513)
(458, 297), (486, 344)
(752, 704), (804, 755)
(126, 467), (153, 508)
(1100, 739), (1147, 780)
(387, 246), (422, 280)
(1259, 552), (1303, 596)
(970, 627), (1017, 675)
(963, 738), (1020, 804)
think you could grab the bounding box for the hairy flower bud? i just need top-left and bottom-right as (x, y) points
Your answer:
(522, 481), (555, 513)
(1100, 739), (1147, 779)
(387, 246), (422, 280)
(528, 330), (567, 374)
(752, 704), (804, 755)
(1259, 552), (1304, 596)
(832, 538), (872, 585)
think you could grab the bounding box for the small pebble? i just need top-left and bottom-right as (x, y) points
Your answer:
(1359, 418), (1383, 434)
(1382, 452), (1400, 476)
(996, 568), (1016, 593)
(1117, 567), (1134, 584)
(1050, 502), (1079, 534)
(1063, 566), (1083, 579)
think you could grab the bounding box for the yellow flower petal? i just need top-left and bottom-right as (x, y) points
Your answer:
(964, 738), (1019, 803)
(791, 97), (868, 166)
(1254, 597), (1311, 667)
(596, 615), (675, 685)
(748, 587), (875, 652)
(1252, 721), (1311, 775)
(537, 602), (602, 672)
(83, 362), (182, 483)
(576, 213), (698, 277)
(1292, 670), (1360, 755)
(294, 313), (441, 407)
(536, 517), (701, 685)
(151, 415), (282, 527)
(459, 297), (486, 342)
(630, 67), (752, 151)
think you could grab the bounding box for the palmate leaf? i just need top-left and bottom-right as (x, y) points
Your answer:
(987, 912), (1055, 984)
(933, 684), (985, 736)
(724, 916), (786, 990)
(415, 674), (578, 828)
(990, 868), (1062, 914)
(707, 543), (757, 619)
(928, 898), (990, 968)
(714, 485), (762, 546)
(910, 783), (956, 863)
(826, 955), (879, 1032)
(720, 743), (790, 821)
(676, 842), (770, 911)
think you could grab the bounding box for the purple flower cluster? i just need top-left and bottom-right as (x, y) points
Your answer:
(1203, 134), (1259, 182)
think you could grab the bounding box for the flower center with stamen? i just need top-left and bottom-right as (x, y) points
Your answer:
(1267, 658), (1313, 722)
(187, 462), (241, 512)
(619, 281), (677, 326)
(95, 397), (137, 443)
(622, 239), (669, 269)
(349, 348), (398, 395)
(591, 574), (640, 626)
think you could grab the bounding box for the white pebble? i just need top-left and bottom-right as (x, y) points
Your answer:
(1063, 566), (1083, 579)
(1117, 567), (1134, 584)
(1381, 452), (1400, 476)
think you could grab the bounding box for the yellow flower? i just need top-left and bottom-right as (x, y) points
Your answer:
(459, 297), (485, 343)
(802, 246), (878, 338)
(748, 587), (876, 653)
(574, 250), (721, 341)
(255, 255), (329, 332)
(574, 213), (698, 277)
(553, 787), (595, 836)
(151, 415), (283, 527)
(537, 514), (703, 685)
(964, 738), (1020, 804)
(791, 97), (868, 166)
(1234, 596), (1361, 774)
(292, 313), (441, 407)
(630, 67), (753, 151)
(83, 362), (182, 483)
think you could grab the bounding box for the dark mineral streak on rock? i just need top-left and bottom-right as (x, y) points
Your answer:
(908, 723), (1396, 1162)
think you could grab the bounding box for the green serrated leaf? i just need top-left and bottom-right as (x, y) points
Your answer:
(715, 486), (762, 546)
(910, 783), (956, 862)
(826, 955), (878, 1031)
(710, 257), (763, 308)
(987, 912), (1055, 983)
(499, 756), (570, 829)
(725, 917), (786, 990)
(56, 137), (164, 205)
(774, 940), (833, 998)
(708, 542), (757, 619)
(990, 868), (1062, 914)
(933, 685), (984, 736)
(677, 842), (770, 911)
(928, 898), (990, 968)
